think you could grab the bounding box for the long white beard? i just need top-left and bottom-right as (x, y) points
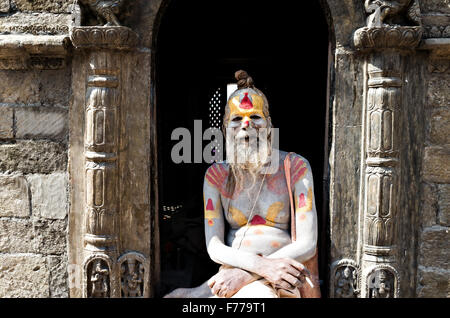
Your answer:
(226, 131), (272, 194)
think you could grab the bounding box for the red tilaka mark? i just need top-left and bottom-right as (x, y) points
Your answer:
(250, 215), (266, 225)
(206, 198), (214, 211)
(298, 193), (306, 209)
(239, 92), (253, 109)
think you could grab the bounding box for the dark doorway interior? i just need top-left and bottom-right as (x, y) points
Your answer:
(155, 0), (329, 296)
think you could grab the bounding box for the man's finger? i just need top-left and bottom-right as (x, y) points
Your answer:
(289, 260), (311, 277)
(207, 277), (216, 288)
(282, 273), (301, 288)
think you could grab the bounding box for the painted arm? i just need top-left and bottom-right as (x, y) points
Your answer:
(203, 165), (264, 273)
(265, 155), (318, 263)
(204, 164), (308, 292)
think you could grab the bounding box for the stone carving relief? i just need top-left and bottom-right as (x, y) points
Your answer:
(353, 0), (423, 298)
(331, 259), (360, 298)
(85, 258), (111, 298)
(366, 266), (399, 298)
(118, 253), (149, 298)
(364, 0), (421, 27)
(79, 0), (126, 26)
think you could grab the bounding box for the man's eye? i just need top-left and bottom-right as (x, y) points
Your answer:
(250, 115), (261, 120)
(232, 116), (242, 122)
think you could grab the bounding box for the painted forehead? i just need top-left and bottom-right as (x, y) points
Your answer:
(228, 88), (265, 114)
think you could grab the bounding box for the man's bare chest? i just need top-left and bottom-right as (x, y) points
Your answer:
(221, 184), (291, 229)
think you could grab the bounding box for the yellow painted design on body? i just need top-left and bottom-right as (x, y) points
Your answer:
(265, 201), (284, 226)
(229, 206), (248, 227)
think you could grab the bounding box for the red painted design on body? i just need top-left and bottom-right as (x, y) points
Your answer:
(298, 193), (306, 209)
(266, 165), (288, 195)
(250, 215), (266, 225)
(291, 156), (308, 186)
(206, 198), (214, 211)
(206, 164), (240, 198)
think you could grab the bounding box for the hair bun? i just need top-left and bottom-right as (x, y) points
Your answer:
(235, 70), (254, 89)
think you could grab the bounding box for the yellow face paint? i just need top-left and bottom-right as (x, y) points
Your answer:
(228, 90), (265, 123)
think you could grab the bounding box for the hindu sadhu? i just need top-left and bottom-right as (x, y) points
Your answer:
(165, 70), (320, 298)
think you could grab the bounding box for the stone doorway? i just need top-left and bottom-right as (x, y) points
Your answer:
(154, 0), (330, 296)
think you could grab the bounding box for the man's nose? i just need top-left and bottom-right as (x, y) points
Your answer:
(242, 117), (250, 129)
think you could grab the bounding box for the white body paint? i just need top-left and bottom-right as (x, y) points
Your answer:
(204, 150), (318, 275)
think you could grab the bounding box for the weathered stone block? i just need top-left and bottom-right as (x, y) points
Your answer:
(0, 218), (34, 253)
(423, 146), (450, 183)
(420, 182), (438, 227)
(0, 69), (70, 107)
(0, 140), (67, 174)
(419, 227), (450, 270)
(38, 68), (71, 107)
(33, 218), (67, 255)
(48, 255), (68, 298)
(417, 267), (450, 298)
(427, 74), (450, 108)
(0, 70), (40, 104)
(0, 255), (49, 298)
(27, 173), (67, 220)
(15, 107), (67, 140)
(0, 174), (30, 217)
(420, 0), (450, 14)
(12, 0), (72, 13)
(429, 108), (450, 145)
(0, 107), (14, 139)
(0, 0), (9, 13)
(0, 12), (71, 35)
(437, 184), (450, 226)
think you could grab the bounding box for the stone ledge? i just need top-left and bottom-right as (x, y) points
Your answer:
(419, 38), (450, 58)
(0, 34), (70, 69)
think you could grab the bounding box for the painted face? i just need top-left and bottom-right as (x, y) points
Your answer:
(226, 89), (267, 130)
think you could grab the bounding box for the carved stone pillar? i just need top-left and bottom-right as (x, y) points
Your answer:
(353, 25), (423, 298)
(70, 26), (149, 298)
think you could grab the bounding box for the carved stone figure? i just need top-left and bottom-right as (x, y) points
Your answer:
(89, 259), (110, 298)
(165, 71), (320, 298)
(121, 259), (144, 297)
(335, 266), (358, 298)
(368, 269), (393, 298)
(80, 0), (125, 26)
(364, 0), (421, 27)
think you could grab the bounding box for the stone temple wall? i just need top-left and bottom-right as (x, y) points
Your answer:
(416, 0), (450, 299)
(0, 0), (448, 298)
(417, 59), (450, 297)
(0, 0), (71, 298)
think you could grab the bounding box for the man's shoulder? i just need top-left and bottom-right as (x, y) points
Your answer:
(204, 161), (230, 177)
(279, 150), (310, 166)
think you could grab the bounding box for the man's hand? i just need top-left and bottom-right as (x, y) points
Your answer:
(207, 267), (257, 298)
(256, 257), (309, 290)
